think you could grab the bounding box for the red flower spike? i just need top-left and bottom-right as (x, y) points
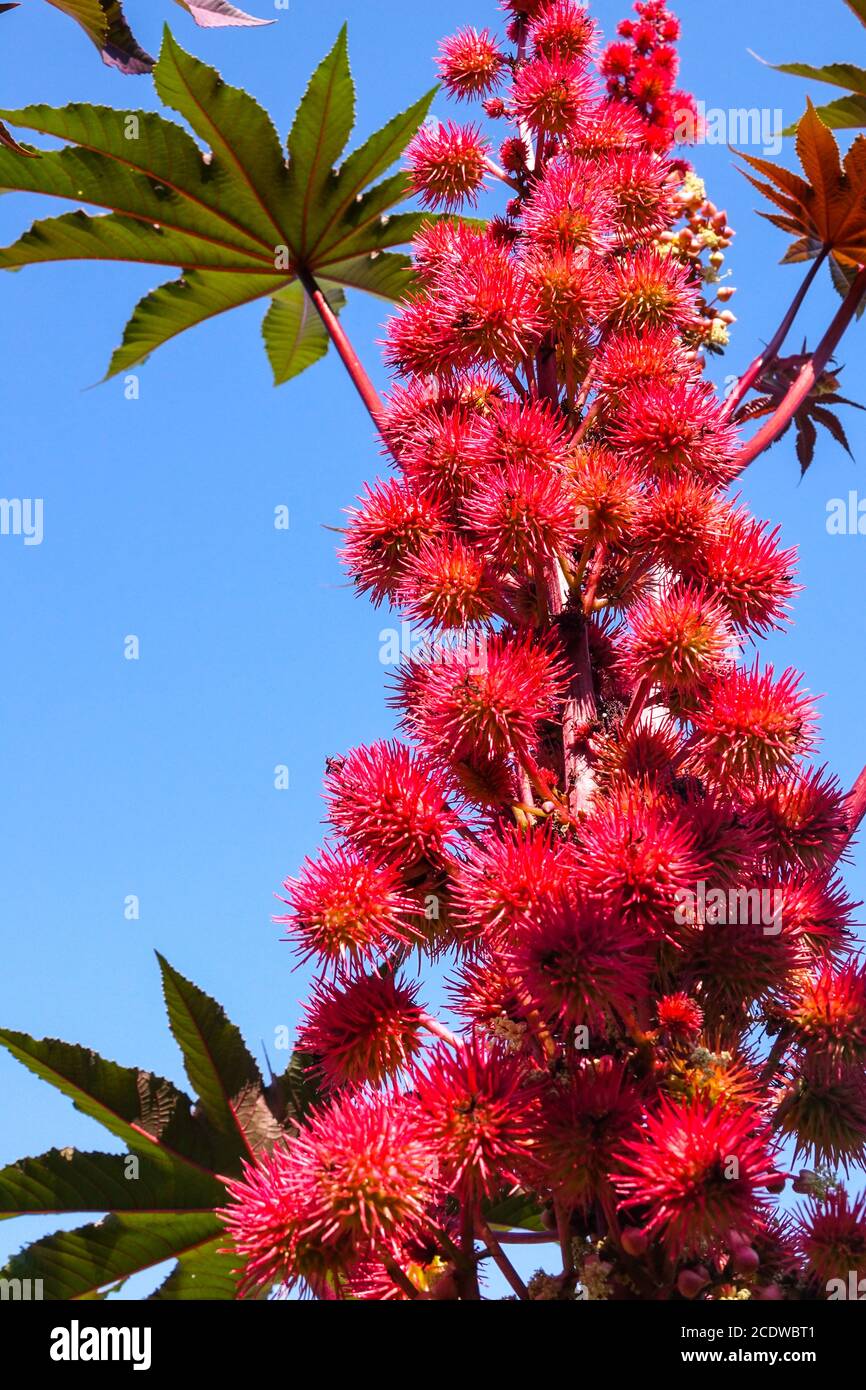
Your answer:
(657, 992), (704, 1041)
(229, 0), (866, 1301)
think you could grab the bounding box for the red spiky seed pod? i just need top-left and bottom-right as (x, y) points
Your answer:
(608, 378), (738, 483)
(450, 825), (578, 946)
(796, 1190), (866, 1287)
(340, 478), (447, 605)
(746, 766), (851, 873)
(437, 27), (507, 99)
(529, 1), (597, 62)
(614, 1097), (778, 1259)
(397, 535), (503, 630)
(277, 844), (420, 966)
(782, 962), (866, 1068)
(620, 583), (734, 694)
(510, 55), (595, 135)
(298, 970), (427, 1089)
(221, 1092), (437, 1292)
(509, 886), (651, 1028)
(414, 1037), (538, 1199)
(575, 792), (709, 940)
(598, 247), (697, 331)
(394, 631), (567, 765)
(462, 460), (577, 568)
(324, 740), (459, 873)
(406, 121), (491, 210)
(529, 1058), (643, 1210)
(685, 508), (799, 636)
(688, 661), (818, 787)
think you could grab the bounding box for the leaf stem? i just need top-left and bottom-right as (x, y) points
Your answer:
(843, 763), (866, 848)
(477, 1215), (531, 1299)
(723, 249), (829, 420)
(296, 266), (386, 431)
(730, 265), (866, 476)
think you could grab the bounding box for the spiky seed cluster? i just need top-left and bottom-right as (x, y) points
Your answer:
(222, 0), (865, 1301)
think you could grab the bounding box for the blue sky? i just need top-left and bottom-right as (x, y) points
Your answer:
(1, 0), (865, 1296)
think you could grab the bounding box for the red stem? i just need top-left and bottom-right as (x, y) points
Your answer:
(297, 266), (387, 433)
(722, 250), (829, 420)
(730, 266), (866, 477)
(843, 764), (866, 847)
(477, 1216), (530, 1299)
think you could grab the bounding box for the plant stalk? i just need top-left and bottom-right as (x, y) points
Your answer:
(722, 249), (829, 420)
(297, 266), (387, 433)
(730, 265), (866, 477)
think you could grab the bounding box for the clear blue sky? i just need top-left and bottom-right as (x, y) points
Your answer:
(1, 0), (864, 1295)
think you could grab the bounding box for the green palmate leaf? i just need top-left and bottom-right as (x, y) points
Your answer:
(0, 26), (436, 384)
(0, 121), (36, 157)
(2, 1212), (225, 1300)
(0, 1147), (223, 1220)
(484, 1193), (546, 1233)
(106, 269), (288, 378)
(156, 953), (281, 1156)
(263, 280), (346, 384)
(265, 1050), (322, 1130)
(0, 959), (305, 1299)
(807, 94), (866, 130)
(285, 24), (355, 254)
(772, 62), (866, 95)
(149, 1237), (241, 1300)
(0, 1028), (228, 1174)
(770, 0), (866, 132)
